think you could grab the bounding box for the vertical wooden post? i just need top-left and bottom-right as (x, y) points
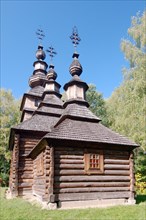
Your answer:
(48, 146), (55, 203)
(128, 151), (136, 204)
(11, 134), (20, 197)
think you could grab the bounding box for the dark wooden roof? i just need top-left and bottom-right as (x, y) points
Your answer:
(28, 85), (44, 96)
(13, 114), (60, 132)
(55, 103), (101, 125)
(45, 118), (138, 146)
(44, 103), (138, 147)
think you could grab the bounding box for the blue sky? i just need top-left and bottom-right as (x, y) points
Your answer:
(1, 0), (145, 99)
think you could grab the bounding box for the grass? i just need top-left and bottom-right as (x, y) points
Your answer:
(0, 188), (146, 220)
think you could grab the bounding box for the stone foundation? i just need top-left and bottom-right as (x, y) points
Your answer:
(58, 198), (135, 209)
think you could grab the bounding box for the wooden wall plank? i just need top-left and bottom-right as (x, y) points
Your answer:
(55, 191), (130, 201)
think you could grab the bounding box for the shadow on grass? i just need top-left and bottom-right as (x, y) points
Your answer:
(136, 194), (146, 204)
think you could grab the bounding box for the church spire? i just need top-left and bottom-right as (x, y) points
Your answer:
(43, 46), (61, 97)
(63, 27), (88, 106)
(29, 29), (48, 88)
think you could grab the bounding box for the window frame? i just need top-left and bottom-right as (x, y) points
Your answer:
(84, 150), (104, 174)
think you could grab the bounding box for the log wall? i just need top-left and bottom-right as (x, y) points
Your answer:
(33, 145), (51, 201)
(9, 134), (20, 196)
(18, 137), (40, 196)
(54, 146), (131, 202)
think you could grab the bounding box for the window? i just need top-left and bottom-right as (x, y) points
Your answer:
(84, 151), (104, 174)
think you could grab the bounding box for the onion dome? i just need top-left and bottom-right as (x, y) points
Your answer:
(69, 52), (83, 76)
(47, 64), (57, 80)
(36, 45), (46, 60)
(29, 44), (48, 88)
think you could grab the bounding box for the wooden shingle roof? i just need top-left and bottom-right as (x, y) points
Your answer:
(13, 114), (60, 132)
(28, 85), (44, 97)
(44, 103), (138, 147)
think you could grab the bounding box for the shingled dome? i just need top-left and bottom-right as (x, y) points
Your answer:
(69, 52), (83, 76)
(36, 45), (46, 60)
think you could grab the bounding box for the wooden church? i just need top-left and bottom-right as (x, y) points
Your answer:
(7, 28), (139, 209)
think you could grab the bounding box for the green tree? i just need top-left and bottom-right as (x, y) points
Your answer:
(106, 11), (146, 183)
(0, 89), (21, 186)
(86, 84), (109, 126)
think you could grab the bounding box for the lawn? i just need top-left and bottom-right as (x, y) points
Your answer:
(0, 188), (146, 220)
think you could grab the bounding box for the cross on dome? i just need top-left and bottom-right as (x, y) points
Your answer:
(36, 28), (45, 45)
(70, 26), (81, 51)
(46, 46), (57, 64)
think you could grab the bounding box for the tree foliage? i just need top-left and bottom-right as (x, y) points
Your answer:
(86, 84), (109, 126)
(106, 11), (146, 181)
(0, 89), (21, 185)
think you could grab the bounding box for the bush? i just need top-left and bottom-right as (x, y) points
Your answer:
(135, 173), (146, 194)
(0, 173), (9, 187)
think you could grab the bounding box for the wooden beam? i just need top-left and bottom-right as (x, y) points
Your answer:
(55, 159), (84, 164)
(54, 182), (130, 189)
(55, 191), (130, 201)
(48, 146), (55, 202)
(54, 187), (130, 193)
(104, 159), (129, 165)
(55, 175), (130, 182)
(104, 164), (129, 170)
(129, 151), (135, 199)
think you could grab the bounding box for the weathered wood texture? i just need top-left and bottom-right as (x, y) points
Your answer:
(9, 134), (20, 196)
(32, 145), (51, 201)
(54, 146), (131, 202)
(18, 137), (40, 196)
(129, 151), (135, 199)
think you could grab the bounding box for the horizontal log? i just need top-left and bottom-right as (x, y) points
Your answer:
(20, 145), (34, 149)
(32, 190), (45, 196)
(55, 155), (83, 160)
(33, 179), (46, 184)
(54, 187), (130, 193)
(104, 164), (129, 170)
(19, 161), (33, 165)
(19, 163), (33, 168)
(33, 176), (45, 181)
(20, 138), (39, 143)
(18, 180), (33, 184)
(18, 174), (33, 179)
(55, 159), (83, 164)
(54, 169), (130, 176)
(55, 175), (130, 182)
(55, 164), (84, 169)
(18, 168), (33, 171)
(54, 182), (130, 188)
(18, 188), (32, 192)
(19, 156), (32, 160)
(104, 159), (129, 165)
(18, 183), (32, 187)
(18, 189), (32, 195)
(44, 159), (51, 163)
(104, 170), (130, 175)
(18, 172), (32, 176)
(45, 171), (50, 176)
(45, 151), (50, 155)
(19, 150), (31, 154)
(33, 185), (46, 190)
(55, 191), (130, 201)
(45, 164), (50, 169)
(55, 169), (85, 175)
